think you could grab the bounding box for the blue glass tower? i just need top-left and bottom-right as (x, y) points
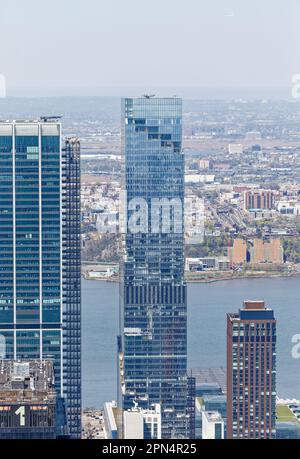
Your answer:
(0, 121), (81, 438)
(119, 97), (188, 438)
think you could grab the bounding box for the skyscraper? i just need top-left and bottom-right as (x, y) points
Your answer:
(119, 96), (188, 439)
(0, 121), (81, 438)
(227, 300), (276, 439)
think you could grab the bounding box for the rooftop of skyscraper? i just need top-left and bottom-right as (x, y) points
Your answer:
(243, 300), (266, 310)
(228, 300), (276, 321)
(0, 360), (56, 404)
(202, 411), (223, 423)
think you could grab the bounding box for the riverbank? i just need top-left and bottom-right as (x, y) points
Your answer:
(82, 269), (300, 284)
(186, 270), (300, 283)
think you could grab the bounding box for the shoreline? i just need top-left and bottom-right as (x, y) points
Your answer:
(82, 271), (300, 284)
(186, 272), (300, 283)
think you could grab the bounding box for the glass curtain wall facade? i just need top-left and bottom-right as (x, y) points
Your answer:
(62, 137), (81, 437)
(0, 122), (81, 438)
(119, 97), (188, 439)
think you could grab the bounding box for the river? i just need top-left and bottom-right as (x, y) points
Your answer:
(82, 276), (300, 408)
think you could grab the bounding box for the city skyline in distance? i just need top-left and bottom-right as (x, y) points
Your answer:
(2, 86), (297, 100)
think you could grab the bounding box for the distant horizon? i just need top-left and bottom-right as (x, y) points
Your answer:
(0, 85), (296, 101)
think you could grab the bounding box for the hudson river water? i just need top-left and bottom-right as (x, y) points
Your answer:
(82, 277), (300, 408)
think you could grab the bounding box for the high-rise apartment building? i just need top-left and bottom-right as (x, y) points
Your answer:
(0, 121), (81, 438)
(228, 239), (247, 265)
(119, 97), (188, 438)
(244, 190), (275, 211)
(250, 238), (283, 264)
(227, 301), (276, 439)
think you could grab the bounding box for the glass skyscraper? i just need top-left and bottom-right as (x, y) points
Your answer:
(0, 121), (81, 438)
(119, 97), (188, 438)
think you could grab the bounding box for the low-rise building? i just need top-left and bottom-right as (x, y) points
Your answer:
(103, 401), (120, 439)
(277, 200), (300, 215)
(228, 143), (243, 155)
(202, 411), (224, 439)
(123, 404), (161, 439)
(103, 402), (161, 440)
(185, 257), (230, 272)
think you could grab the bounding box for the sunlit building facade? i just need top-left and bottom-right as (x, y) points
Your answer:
(227, 300), (276, 439)
(0, 121), (81, 438)
(119, 97), (188, 438)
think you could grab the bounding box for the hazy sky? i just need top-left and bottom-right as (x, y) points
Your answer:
(0, 0), (299, 96)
